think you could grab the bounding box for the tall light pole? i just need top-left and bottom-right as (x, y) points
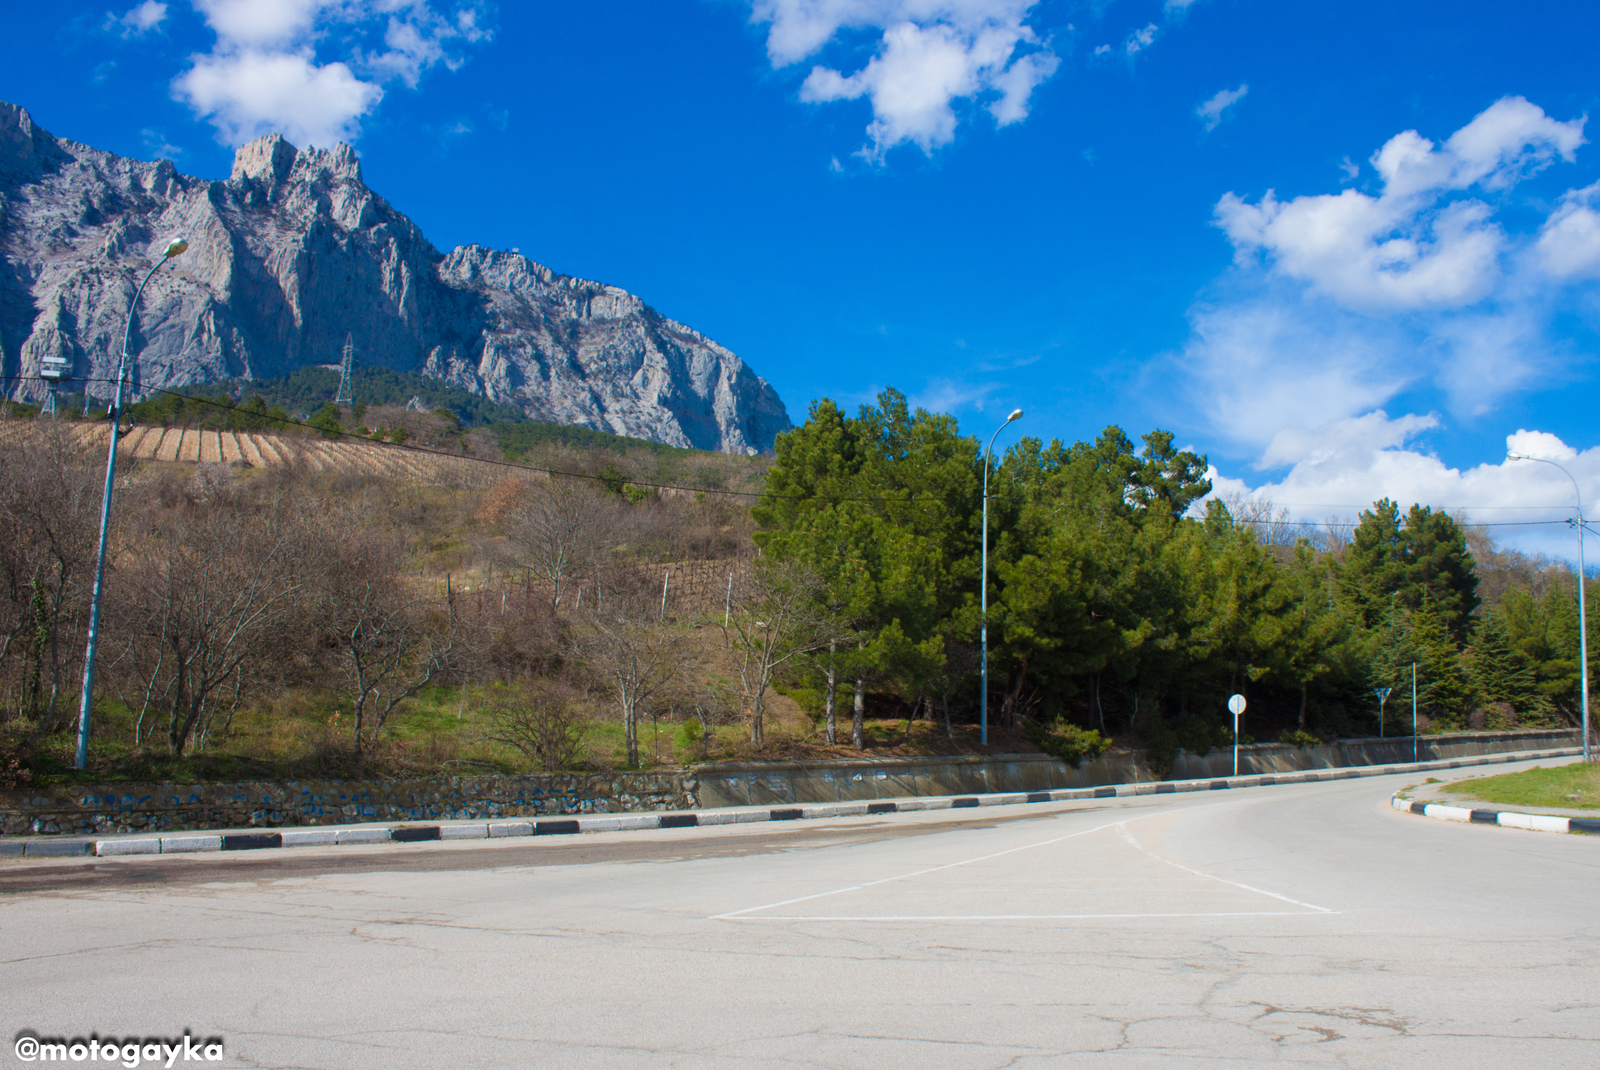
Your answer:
(980, 408), (1023, 747)
(1507, 451), (1589, 762)
(74, 238), (187, 769)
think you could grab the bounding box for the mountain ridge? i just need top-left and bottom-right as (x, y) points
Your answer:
(0, 103), (791, 454)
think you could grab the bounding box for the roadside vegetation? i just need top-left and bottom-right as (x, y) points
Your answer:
(1442, 763), (1600, 811)
(0, 385), (1592, 787)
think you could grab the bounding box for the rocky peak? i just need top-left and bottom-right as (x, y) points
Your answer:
(0, 102), (65, 179)
(230, 133), (297, 186)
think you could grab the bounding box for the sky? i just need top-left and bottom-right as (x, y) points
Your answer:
(4, 1), (1600, 558)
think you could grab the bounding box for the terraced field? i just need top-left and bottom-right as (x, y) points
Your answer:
(0, 420), (502, 487)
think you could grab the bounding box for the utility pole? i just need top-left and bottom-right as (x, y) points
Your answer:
(1507, 452), (1589, 761)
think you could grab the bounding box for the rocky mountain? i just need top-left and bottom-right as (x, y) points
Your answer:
(0, 103), (791, 453)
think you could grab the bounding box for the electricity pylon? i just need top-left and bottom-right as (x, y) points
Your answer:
(333, 333), (356, 408)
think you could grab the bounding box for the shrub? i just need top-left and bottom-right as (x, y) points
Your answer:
(1025, 718), (1111, 768)
(484, 679), (585, 772)
(1277, 728), (1322, 749)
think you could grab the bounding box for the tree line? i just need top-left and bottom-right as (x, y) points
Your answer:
(753, 390), (1594, 767)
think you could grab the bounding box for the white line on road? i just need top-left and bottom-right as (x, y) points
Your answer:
(722, 912), (1322, 922)
(711, 805), (1224, 920)
(1116, 823), (1338, 913)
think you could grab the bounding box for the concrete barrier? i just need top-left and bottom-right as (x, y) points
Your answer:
(696, 729), (1578, 808)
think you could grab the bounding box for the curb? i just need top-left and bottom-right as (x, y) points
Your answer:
(1389, 793), (1600, 835)
(1, 747), (1580, 860)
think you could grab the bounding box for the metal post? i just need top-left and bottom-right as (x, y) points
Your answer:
(1581, 507), (1590, 761)
(660, 570), (670, 621)
(1411, 662), (1418, 764)
(75, 240), (186, 768)
(980, 409), (1023, 747)
(724, 571), (733, 628)
(1507, 452), (1590, 761)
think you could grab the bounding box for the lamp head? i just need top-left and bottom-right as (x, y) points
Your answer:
(1506, 452), (1525, 461)
(1007, 408), (1023, 423)
(162, 238), (188, 259)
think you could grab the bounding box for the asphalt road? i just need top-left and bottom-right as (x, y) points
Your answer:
(3, 758), (1597, 1069)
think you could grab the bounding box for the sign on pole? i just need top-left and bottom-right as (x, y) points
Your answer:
(1228, 694), (1246, 776)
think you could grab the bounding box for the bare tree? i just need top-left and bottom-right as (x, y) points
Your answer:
(0, 425), (100, 734)
(723, 561), (829, 746)
(573, 582), (686, 768)
(315, 518), (457, 755)
(117, 492), (309, 756)
(506, 479), (614, 611)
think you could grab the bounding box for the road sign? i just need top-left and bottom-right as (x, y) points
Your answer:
(1227, 694), (1246, 716)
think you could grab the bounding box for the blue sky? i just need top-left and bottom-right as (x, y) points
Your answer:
(5, 1), (1600, 554)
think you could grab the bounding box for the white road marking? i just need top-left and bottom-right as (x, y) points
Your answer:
(1116, 823), (1337, 913)
(723, 912), (1322, 922)
(711, 806), (1229, 920)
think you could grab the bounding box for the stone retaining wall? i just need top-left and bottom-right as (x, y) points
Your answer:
(0, 729), (1576, 836)
(0, 771), (694, 837)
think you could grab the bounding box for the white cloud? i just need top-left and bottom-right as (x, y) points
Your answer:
(1203, 428), (1600, 559)
(108, 1), (167, 36)
(1167, 96), (1600, 552)
(752, 1), (1059, 161)
(1195, 83), (1246, 132)
(1537, 181), (1600, 279)
(177, 49), (382, 148)
(1217, 97), (1586, 312)
(141, 127), (183, 157)
(173, 0), (493, 147)
(1123, 23), (1157, 57)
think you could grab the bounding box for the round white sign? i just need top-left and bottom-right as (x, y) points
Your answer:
(1227, 694), (1247, 716)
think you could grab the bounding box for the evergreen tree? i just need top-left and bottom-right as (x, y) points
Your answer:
(1399, 505), (1480, 644)
(1469, 612), (1545, 718)
(1409, 598), (1474, 729)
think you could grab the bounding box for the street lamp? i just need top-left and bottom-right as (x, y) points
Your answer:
(980, 407), (1023, 747)
(73, 237), (187, 769)
(1507, 450), (1589, 762)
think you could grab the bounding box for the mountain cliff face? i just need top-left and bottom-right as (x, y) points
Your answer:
(0, 103), (791, 453)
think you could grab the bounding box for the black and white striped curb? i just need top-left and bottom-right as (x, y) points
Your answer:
(2, 746), (1580, 859)
(1390, 794), (1600, 835)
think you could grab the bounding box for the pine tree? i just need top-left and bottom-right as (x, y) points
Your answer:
(1469, 613), (1546, 721)
(1409, 598), (1473, 729)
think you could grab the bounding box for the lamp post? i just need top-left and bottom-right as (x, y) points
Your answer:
(1507, 451), (1589, 762)
(73, 238), (187, 769)
(980, 408), (1023, 747)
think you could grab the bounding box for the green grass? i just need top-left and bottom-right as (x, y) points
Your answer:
(1444, 763), (1600, 810)
(22, 683), (765, 785)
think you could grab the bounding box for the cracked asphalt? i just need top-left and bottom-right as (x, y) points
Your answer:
(3, 757), (1596, 1068)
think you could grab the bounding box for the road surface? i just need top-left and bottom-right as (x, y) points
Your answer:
(2, 758), (1596, 1068)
